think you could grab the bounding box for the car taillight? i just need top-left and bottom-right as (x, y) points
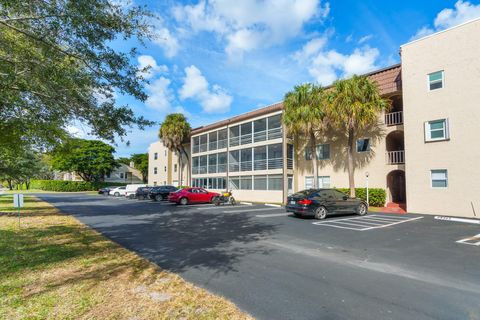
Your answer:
(298, 199), (312, 205)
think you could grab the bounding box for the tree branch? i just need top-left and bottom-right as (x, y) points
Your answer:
(0, 15), (64, 23)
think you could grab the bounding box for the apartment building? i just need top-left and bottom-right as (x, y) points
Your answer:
(190, 103), (294, 203)
(147, 140), (189, 187)
(401, 18), (480, 217)
(148, 18), (479, 217)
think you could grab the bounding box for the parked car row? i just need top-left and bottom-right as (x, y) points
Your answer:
(98, 184), (221, 205)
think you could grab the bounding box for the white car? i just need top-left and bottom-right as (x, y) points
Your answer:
(125, 184), (147, 199)
(109, 186), (127, 197)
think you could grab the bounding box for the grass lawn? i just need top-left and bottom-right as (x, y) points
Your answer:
(0, 195), (251, 320)
(1, 189), (98, 195)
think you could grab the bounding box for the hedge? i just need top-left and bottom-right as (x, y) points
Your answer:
(336, 188), (386, 207)
(30, 180), (126, 192)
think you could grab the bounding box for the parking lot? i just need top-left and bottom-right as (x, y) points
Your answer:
(38, 193), (480, 320)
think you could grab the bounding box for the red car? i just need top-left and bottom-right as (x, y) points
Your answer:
(168, 187), (220, 205)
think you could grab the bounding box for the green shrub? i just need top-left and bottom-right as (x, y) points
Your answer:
(30, 180), (126, 192)
(336, 188), (386, 207)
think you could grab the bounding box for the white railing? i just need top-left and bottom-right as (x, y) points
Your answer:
(253, 130), (267, 142)
(254, 159), (267, 170)
(229, 136), (240, 147)
(208, 165), (217, 174)
(199, 143), (208, 152)
(240, 161), (252, 171)
(197, 166), (207, 174)
(287, 158), (293, 169)
(217, 164), (227, 173)
(268, 127), (282, 140)
(229, 163), (239, 172)
(386, 150), (405, 164)
(240, 133), (252, 145)
(385, 111), (403, 126)
(267, 158), (283, 169)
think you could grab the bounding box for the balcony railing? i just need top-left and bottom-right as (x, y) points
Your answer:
(197, 166), (207, 174)
(254, 159), (267, 170)
(218, 139), (227, 149)
(386, 150), (405, 164)
(385, 111), (403, 126)
(208, 165), (217, 174)
(208, 141), (217, 151)
(287, 158), (293, 169)
(199, 143), (208, 153)
(268, 127), (282, 140)
(217, 163), (227, 173)
(267, 158), (283, 169)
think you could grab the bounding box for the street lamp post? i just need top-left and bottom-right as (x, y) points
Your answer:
(365, 172), (370, 206)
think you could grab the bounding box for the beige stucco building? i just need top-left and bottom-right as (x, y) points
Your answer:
(148, 140), (189, 187)
(57, 162), (143, 184)
(147, 18), (479, 217)
(401, 18), (480, 217)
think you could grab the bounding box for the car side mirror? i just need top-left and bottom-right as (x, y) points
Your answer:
(343, 195), (348, 200)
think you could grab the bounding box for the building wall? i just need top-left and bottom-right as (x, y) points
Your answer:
(401, 19), (480, 217)
(148, 140), (190, 187)
(105, 163), (143, 183)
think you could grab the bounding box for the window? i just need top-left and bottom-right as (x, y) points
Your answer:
(229, 125), (240, 147)
(199, 156), (207, 174)
(254, 118), (267, 142)
(305, 176), (313, 189)
(431, 169), (448, 188)
(229, 150), (240, 172)
(240, 176), (253, 190)
(174, 164), (177, 172)
(254, 146), (267, 170)
(428, 71), (444, 90)
(318, 176), (331, 188)
(267, 114), (282, 139)
(208, 154), (217, 173)
(316, 144), (330, 160)
(304, 147), (312, 160)
(240, 148), (252, 171)
(287, 144), (294, 169)
(425, 119), (449, 141)
(200, 134), (208, 152)
(120, 172), (124, 179)
(192, 136), (200, 154)
(240, 122), (252, 145)
(268, 144), (283, 169)
(192, 157), (199, 174)
(153, 167), (157, 175)
(268, 175), (283, 190)
(209, 131), (218, 151)
(153, 181), (157, 186)
(218, 152), (227, 173)
(218, 129), (228, 149)
(229, 176), (239, 190)
(357, 138), (370, 152)
(154, 152), (158, 160)
(254, 175), (267, 190)
(164, 166), (167, 172)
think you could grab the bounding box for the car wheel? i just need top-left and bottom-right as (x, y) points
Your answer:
(155, 195), (162, 202)
(294, 213), (302, 218)
(314, 206), (328, 220)
(128, 194), (135, 199)
(230, 197), (236, 205)
(357, 203), (368, 216)
(179, 197), (188, 205)
(114, 192), (120, 197)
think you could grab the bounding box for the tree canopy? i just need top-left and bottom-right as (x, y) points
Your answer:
(328, 75), (389, 197)
(159, 113), (191, 185)
(50, 139), (118, 182)
(283, 83), (327, 188)
(130, 153), (148, 183)
(0, 0), (155, 150)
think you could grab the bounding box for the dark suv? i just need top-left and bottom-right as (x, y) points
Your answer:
(135, 186), (152, 200)
(149, 185), (178, 201)
(286, 189), (368, 220)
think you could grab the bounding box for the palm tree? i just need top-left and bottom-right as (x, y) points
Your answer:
(159, 113), (191, 186)
(327, 75), (389, 197)
(283, 83), (327, 188)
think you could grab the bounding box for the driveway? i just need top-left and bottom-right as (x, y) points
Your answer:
(37, 193), (480, 320)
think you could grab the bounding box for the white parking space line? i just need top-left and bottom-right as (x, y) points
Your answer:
(256, 213), (290, 218)
(197, 205), (251, 211)
(456, 234), (480, 246)
(313, 215), (423, 231)
(224, 207), (281, 214)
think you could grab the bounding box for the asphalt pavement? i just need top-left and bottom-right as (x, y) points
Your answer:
(36, 193), (480, 320)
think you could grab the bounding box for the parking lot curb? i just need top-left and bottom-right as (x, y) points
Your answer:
(434, 216), (480, 225)
(265, 203), (282, 208)
(240, 202), (253, 205)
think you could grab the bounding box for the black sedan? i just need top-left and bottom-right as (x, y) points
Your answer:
(98, 187), (110, 195)
(286, 189), (368, 219)
(149, 185), (178, 201)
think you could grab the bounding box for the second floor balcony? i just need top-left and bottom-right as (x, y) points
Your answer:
(386, 150), (405, 165)
(385, 111), (403, 126)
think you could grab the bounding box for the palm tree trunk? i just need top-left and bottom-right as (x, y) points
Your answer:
(347, 127), (356, 197)
(181, 147), (190, 186)
(177, 149), (183, 186)
(310, 131), (318, 188)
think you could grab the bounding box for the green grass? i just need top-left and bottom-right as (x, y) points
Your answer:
(1, 189), (98, 195)
(0, 196), (251, 320)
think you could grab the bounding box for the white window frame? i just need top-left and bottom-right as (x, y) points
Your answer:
(356, 138), (371, 153)
(318, 176), (331, 188)
(153, 167), (157, 175)
(424, 118), (449, 142)
(428, 70), (444, 91)
(430, 169), (448, 188)
(316, 144), (330, 160)
(305, 176), (314, 189)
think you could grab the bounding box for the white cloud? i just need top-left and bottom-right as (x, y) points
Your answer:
(412, 1), (480, 40)
(179, 65), (233, 113)
(358, 34), (373, 44)
(137, 55), (168, 79)
(173, 0), (330, 57)
(145, 77), (174, 111)
(293, 36), (328, 62)
(153, 27), (180, 58)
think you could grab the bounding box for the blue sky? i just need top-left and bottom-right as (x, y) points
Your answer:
(74, 0), (480, 157)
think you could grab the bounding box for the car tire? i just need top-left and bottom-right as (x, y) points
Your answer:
(314, 206), (328, 220)
(179, 197), (188, 205)
(357, 203), (368, 216)
(114, 192), (120, 197)
(155, 195), (162, 202)
(294, 213), (302, 218)
(230, 197), (236, 205)
(128, 194), (135, 200)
